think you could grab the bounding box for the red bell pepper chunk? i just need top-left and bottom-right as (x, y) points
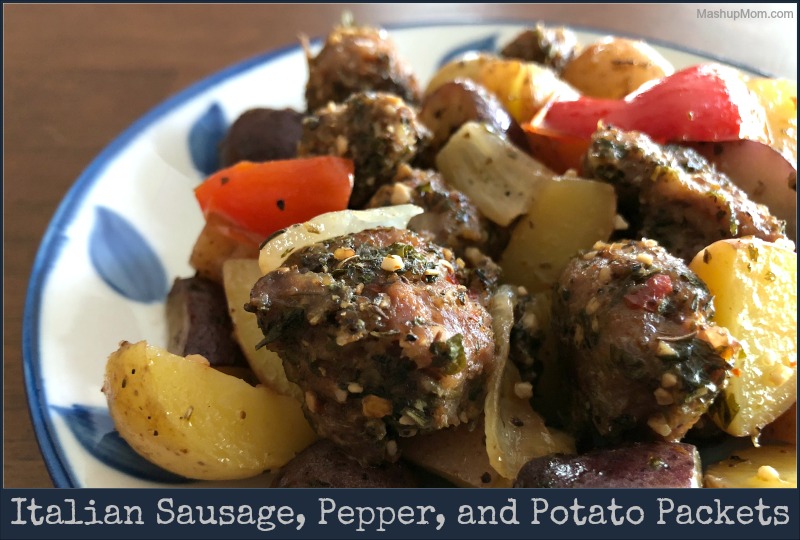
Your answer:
(194, 156), (354, 241)
(531, 64), (768, 144)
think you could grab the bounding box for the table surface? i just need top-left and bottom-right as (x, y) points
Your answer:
(4, 3), (796, 488)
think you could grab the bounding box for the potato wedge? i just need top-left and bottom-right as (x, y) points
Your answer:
(704, 444), (796, 488)
(500, 176), (617, 293)
(425, 53), (578, 123)
(399, 421), (511, 488)
(103, 341), (316, 480)
(222, 258), (302, 400)
(561, 37), (674, 99)
(689, 238), (797, 437)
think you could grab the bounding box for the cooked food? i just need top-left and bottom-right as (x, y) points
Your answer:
(704, 444), (796, 488)
(298, 91), (431, 208)
(514, 442), (702, 488)
(561, 37), (674, 99)
(166, 276), (247, 366)
(99, 21), (797, 490)
(219, 107), (304, 167)
(304, 24), (421, 111)
(584, 126), (788, 260)
(366, 165), (499, 257)
(552, 239), (734, 443)
(103, 341), (316, 480)
(417, 79), (528, 160)
(246, 228), (495, 465)
(273, 439), (420, 488)
(500, 23), (579, 73)
(689, 237), (797, 437)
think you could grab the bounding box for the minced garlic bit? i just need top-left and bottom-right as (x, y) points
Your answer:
(636, 252), (654, 266)
(386, 440), (398, 457)
(335, 134), (349, 155)
(653, 387), (674, 406)
(333, 247), (356, 260)
(582, 250), (598, 260)
(362, 395), (393, 418)
(593, 240), (610, 251)
(390, 182), (413, 205)
(514, 382), (533, 400)
(661, 372), (678, 388)
(573, 324), (584, 346)
(424, 268), (440, 276)
(334, 387), (348, 403)
(757, 465), (781, 482)
(305, 391), (319, 413)
(381, 254), (405, 272)
(347, 382), (364, 394)
(656, 341), (678, 358)
(647, 414), (672, 437)
(613, 214), (629, 230)
(439, 259), (455, 273)
(769, 364), (793, 386)
(598, 266), (612, 285)
(585, 297), (601, 316)
(521, 312), (538, 332)
(398, 414), (416, 426)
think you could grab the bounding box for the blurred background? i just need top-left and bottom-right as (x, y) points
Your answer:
(4, 3), (797, 487)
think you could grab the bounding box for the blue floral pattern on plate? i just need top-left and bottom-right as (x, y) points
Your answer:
(53, 405), (189, 483)
(189, 102), (228, 176)
(89, 206), (169, 303)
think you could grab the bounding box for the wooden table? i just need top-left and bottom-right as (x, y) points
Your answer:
(4, 4), (796, 488)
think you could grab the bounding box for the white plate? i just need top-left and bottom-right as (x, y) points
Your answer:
(23, 22), (764, 488)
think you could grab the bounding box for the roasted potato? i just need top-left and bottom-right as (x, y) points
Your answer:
(166, 276), (246, 366)
(399, 420), (511, 488)
(514, 442), (702, 488)
(189, 214), (258, 284)
(219, 108), (304, 168)
(500, 176), (617, 293)
(561, 37), (674, 99)
(273, 439), (420, 488)
(103, 340), (316, 480)
(761, 402), (797, 445)
(704, 444), (796, 488)
(425, 53), (578, 123)
(689, 238), (797, 437)
(418, 79), (528, 157)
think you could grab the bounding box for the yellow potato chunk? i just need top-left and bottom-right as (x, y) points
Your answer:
(222, 258), (302, 401)
(103, 341), (316, 480)
(561, 37), (674, 99)
(500, 177), (617, 293)
(399, 421), (511, 488)
(689, 238), (797, 437)
(705, 444), (796, 488)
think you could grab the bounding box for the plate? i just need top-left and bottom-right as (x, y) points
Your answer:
(23, 21), (765, 488)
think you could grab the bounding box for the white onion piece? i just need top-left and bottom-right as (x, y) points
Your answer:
(436, 122), (554, 226)
(484, 285), (575, 479)
(258, 204), (424, 275)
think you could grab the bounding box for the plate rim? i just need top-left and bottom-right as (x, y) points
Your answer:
(21, 19), (774, 488)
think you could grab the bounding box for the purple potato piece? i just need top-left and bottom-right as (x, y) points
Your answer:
(165, 276), (246, 367)
(273, 440), (420, 488)
(514, 442), (702, 488)
(418, 79), (529, 161)
(219, 108), (303, 167)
